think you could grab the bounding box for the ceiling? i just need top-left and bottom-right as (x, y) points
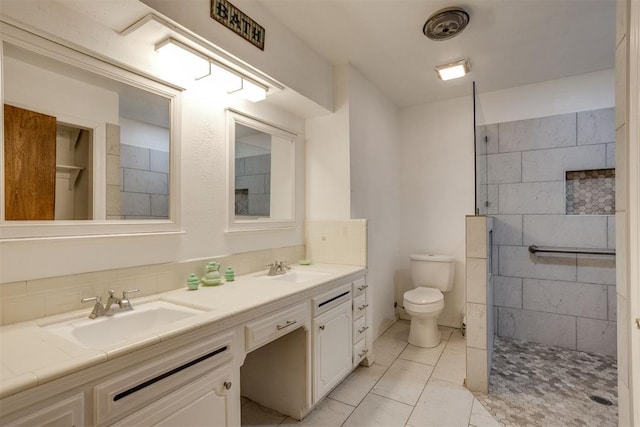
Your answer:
(257, 0), (616, 108)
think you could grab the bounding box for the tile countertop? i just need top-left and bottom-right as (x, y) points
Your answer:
(0, 263), (365, 399)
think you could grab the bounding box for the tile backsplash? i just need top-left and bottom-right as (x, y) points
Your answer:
(0, 245), (304, 326)
(305, 220), (367, 266)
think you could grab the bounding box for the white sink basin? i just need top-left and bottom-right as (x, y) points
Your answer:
(44, 301), (204, 348)
(260, 269), (331, 284)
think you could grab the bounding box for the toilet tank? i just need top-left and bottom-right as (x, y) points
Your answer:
(409, 254), (455, 292)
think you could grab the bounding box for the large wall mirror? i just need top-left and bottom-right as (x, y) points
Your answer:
(1, 24), (181, 239)
(227, 111), (296, 231)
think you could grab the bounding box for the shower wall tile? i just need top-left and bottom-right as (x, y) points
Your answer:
(492, 215), (522, 246)
(608, 286), (616, 321)
(500, 246), (576, 282)
(476, 155), (487, 185)
(487, 152), (522, 184)
(607, 216), (616, 249)
(150, 195), (169, 217)
(120, 192), (150, 216)
(498, 113), (576, 153)
(489, 108), (615, 356)
(523, 279), (607, 319)
(466, 216), (488, 258)
(499, 182), (565, 214)
(466, 258), (487, 304)
(606, 143), (616, 168)
(576, 318), (616, 357)
(467, 303), (487, 350)
(123, 169), (168, 195)
(476, 124), (499, 155)
(121, 144), (150, 170)
(577, 108), (616, 146)
(522, 215), (608, 248)
(493, 276), (522, 309)
(466, 347), (488, 392)
(150, 150), (170, 173)
(577, 255), (616, 285)
(498, 307), (577, 349)
(487, 185), (499, 215)
(521, 144), (607, 182)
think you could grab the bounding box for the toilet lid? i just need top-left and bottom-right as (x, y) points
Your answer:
(404, 288), (443, 304)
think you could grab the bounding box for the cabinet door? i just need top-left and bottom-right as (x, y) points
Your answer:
(4, 104), (57, 220)
(313, 300), (352, 402)
(113, 363), (237, 427)
(4, 393), (84, 427)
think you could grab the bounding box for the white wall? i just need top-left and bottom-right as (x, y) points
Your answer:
(0, 1), (306, 282)
(305, 65), (351, 220)
(479, 69), (615, 124)
(3, 56), (119, 126)
(348, 66), (402, 337)
(399, 95), (475, 328)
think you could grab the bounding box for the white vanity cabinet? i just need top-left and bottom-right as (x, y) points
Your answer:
(95, 331), (237, 426)
(351, 276), (371, 366)
(3, 394), (85, 427)
(113, 363), (236, 427)
(312, 284), (353, 402)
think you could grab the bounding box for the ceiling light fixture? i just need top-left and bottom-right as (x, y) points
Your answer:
(434, 58), (471, 81)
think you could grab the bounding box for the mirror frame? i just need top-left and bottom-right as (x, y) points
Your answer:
(226, 109), (298, 232)
(0, 20), (183, 241)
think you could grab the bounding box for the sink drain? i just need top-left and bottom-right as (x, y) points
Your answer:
(589, 394), (613, 406)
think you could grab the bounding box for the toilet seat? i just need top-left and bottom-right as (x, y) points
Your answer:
(403, 288), (444, 312)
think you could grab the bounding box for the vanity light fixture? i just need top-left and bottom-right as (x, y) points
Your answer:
(197, 62), (244, 93)
(231, 78), (268, 102)
(434, 58), (471, 81)
(155, 37), (210, 80)
(155, 36), (266, 102)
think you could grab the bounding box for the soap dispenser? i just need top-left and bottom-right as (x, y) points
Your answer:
(202, 261), (222, 286)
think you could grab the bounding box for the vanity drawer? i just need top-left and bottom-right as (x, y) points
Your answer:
(95, 332), (234, 426)
(353, 339), (368, 366)
(353, 315), (367, 343)
(352, 278), (368, 298)
(245, 301), (307, 352)
(352, 294), (367, 320)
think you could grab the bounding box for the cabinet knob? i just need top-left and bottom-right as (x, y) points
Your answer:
(358, 304), (369, 311)
(224, 381), (232, 390)
(358, 326), (369, 334)
(319, 325), (325, 330)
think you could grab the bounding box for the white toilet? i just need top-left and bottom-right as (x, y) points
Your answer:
(403, 254), (455, 348)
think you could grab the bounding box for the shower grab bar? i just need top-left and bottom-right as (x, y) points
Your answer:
(528, 245), (616, 256)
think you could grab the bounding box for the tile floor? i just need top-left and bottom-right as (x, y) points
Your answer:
(474, 336), (617, 427)
(241, 320), (501, 427)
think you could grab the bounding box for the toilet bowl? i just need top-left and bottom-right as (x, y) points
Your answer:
(403, 253), (454, 348)
(403, 287), (444, 347)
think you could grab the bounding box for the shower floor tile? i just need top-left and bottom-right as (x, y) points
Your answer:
(473, 336), (617, 427)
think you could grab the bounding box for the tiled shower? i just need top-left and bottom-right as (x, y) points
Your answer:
(470, 100), (618, 423)
(478, 108), (616, 357)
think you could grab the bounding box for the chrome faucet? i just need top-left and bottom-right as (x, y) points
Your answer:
(80, 296), (106, 319)
(105, 289), (139, 312)
(267, 261), (290, 276)
(81, 289), (140, 319)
